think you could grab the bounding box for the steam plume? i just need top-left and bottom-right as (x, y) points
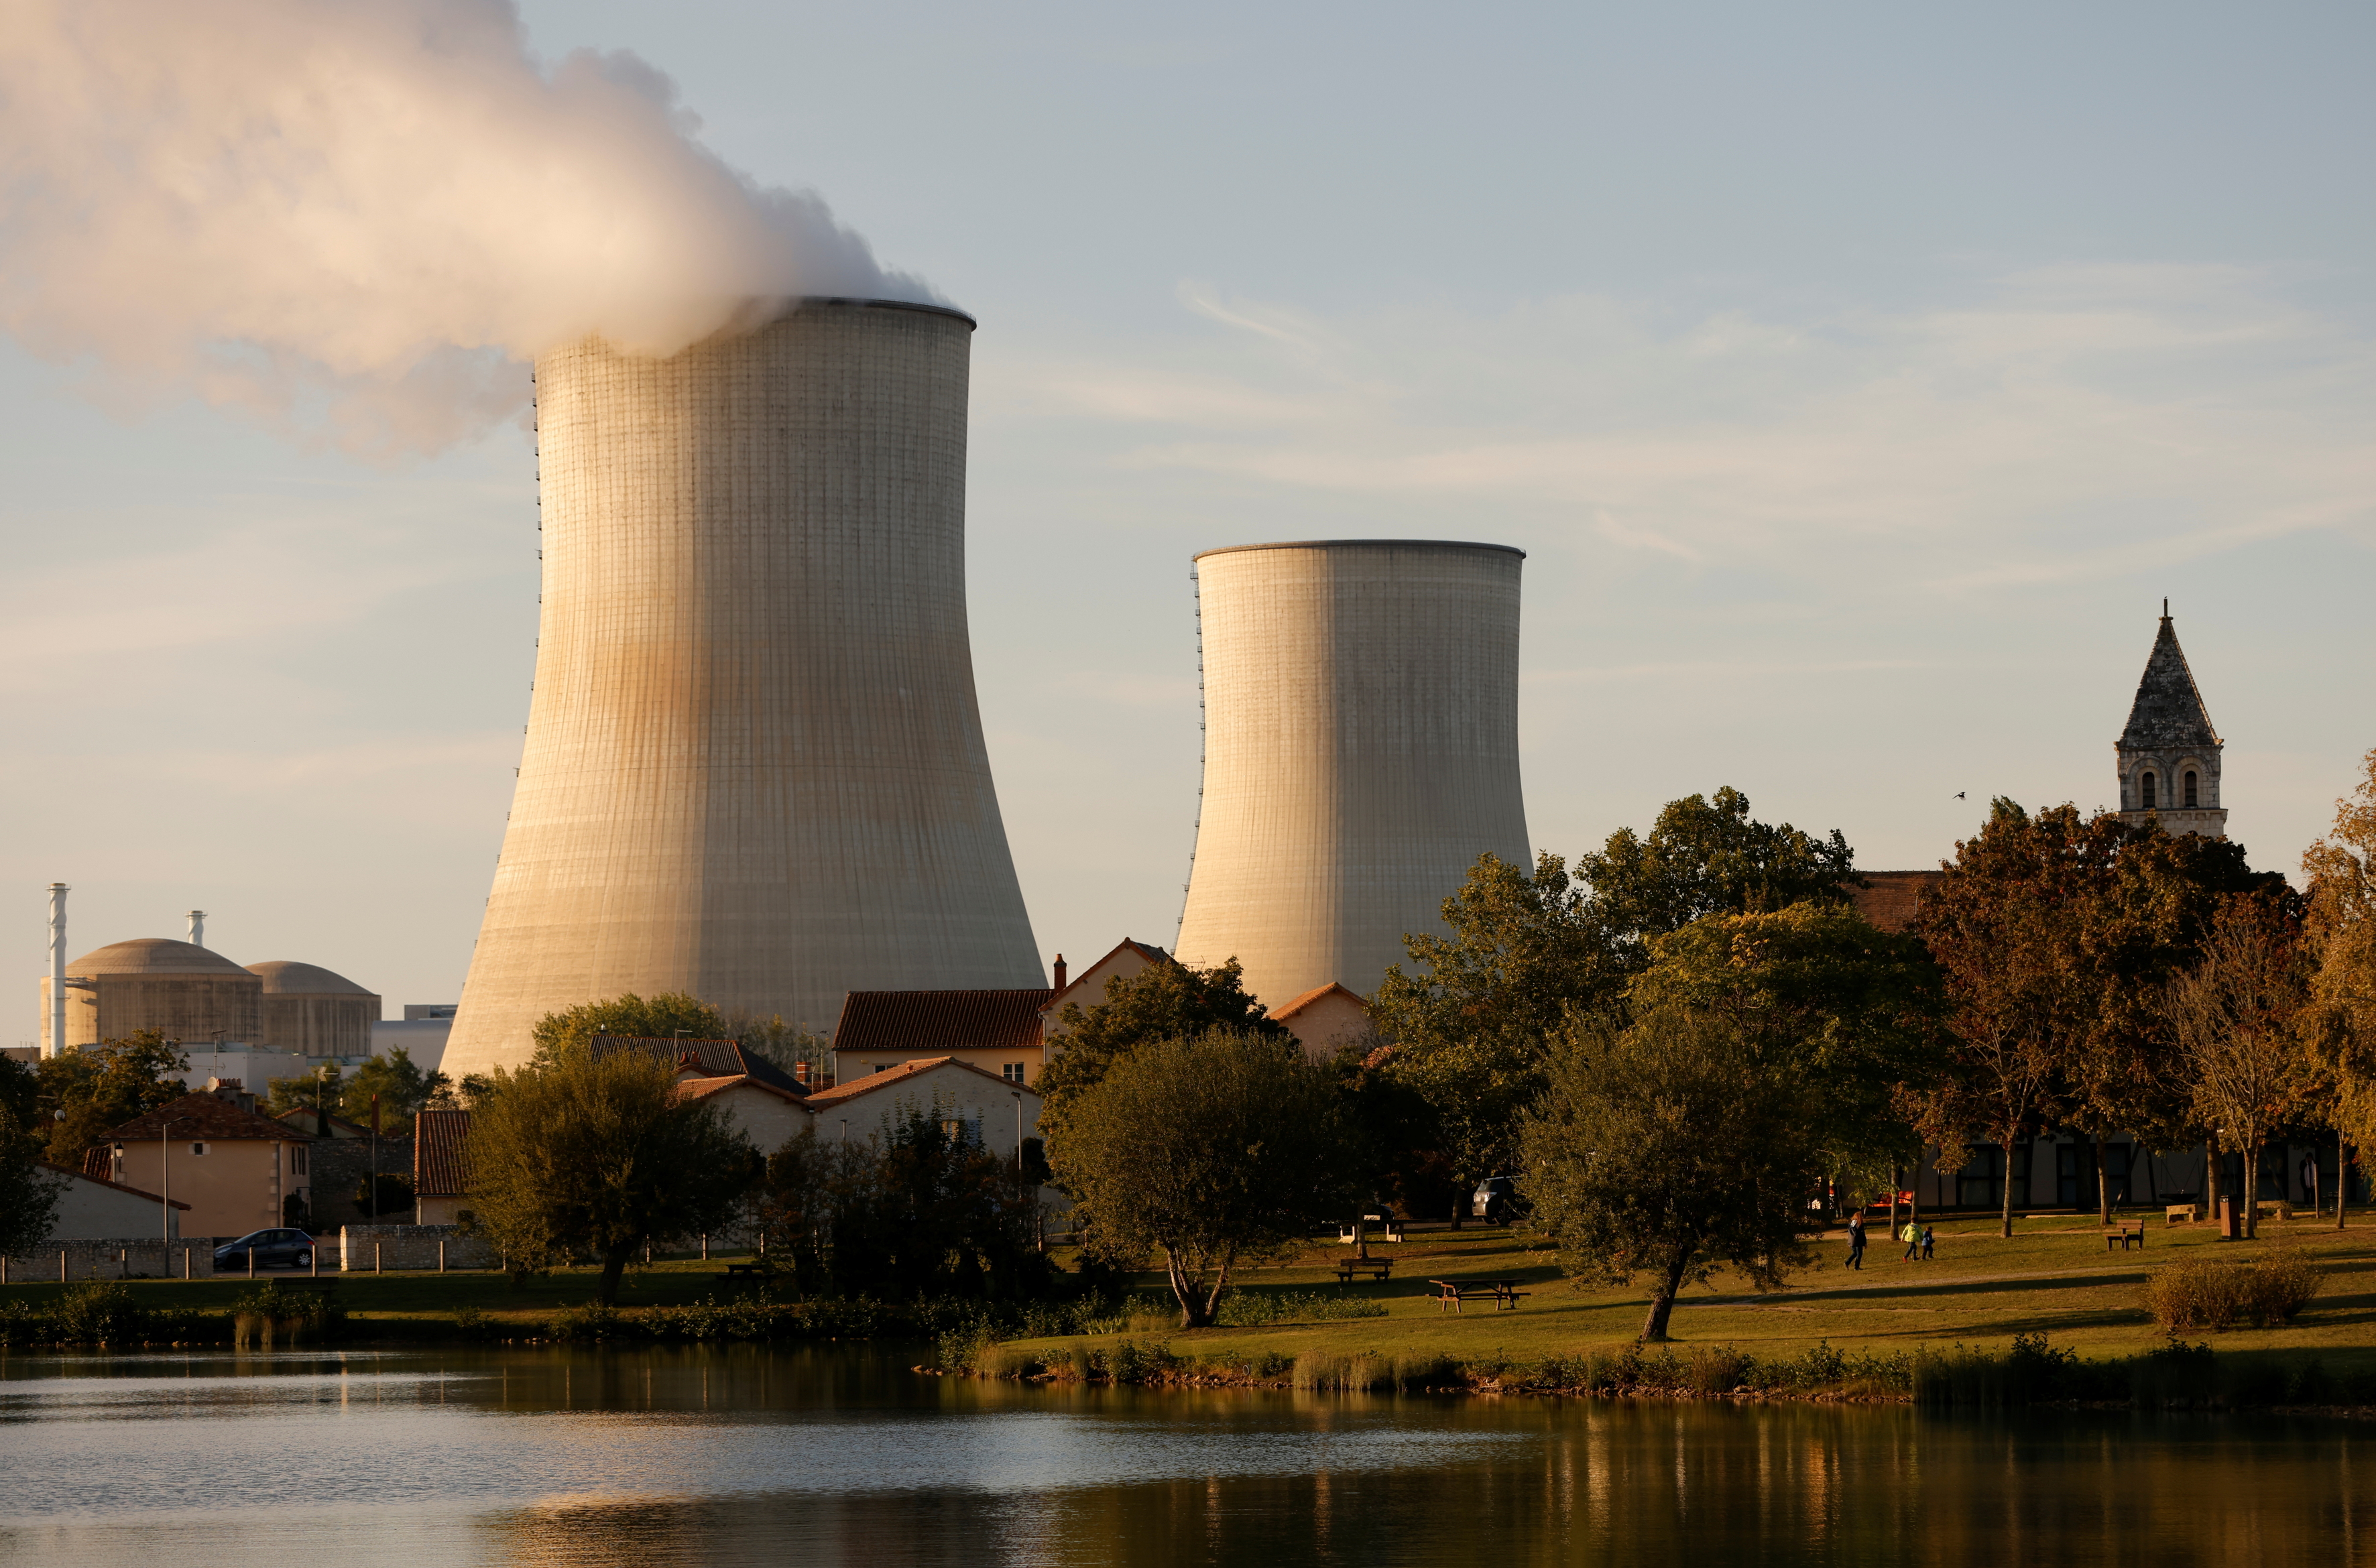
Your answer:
(0, 0), (937, 455)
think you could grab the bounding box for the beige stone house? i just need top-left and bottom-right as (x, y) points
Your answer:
(1270, 981), (1373, 1061)
(103, 1088), (314, 1239)
(803, 1057), (1043, 1165)
(589, 1036), (813, 1153)
(42, 1164), (190, 1241)
(412, 1108), (471, 1227)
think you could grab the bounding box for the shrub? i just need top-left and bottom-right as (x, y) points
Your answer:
(1689, 1345), (1750, 1394)
(1214, 1288), (1388, 1326)
(1393, 1353), (1460, 1390)
(935, 1314), (999, 1373)
(2149, 1251), (2323, 1331)
(55, 1282), (145, 1344)
(2130, 1335), (2217, 1408)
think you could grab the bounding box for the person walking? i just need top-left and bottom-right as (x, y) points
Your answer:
(1846, 1209), (1866, 1270)
(1900, 1218), (1920, 1261)
(1919, 1224), (1936, 1261)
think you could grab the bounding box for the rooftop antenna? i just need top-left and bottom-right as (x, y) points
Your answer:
(187, 910), (206, 949)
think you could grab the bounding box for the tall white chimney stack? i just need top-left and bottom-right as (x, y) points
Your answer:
(187, 910), (206, 949)
(46, 882), (67, 1059)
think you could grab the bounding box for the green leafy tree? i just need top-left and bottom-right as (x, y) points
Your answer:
(341, 1047), (448, 1137)
(1035, 957), (1288, 1148)
(529, 991), (731, 1067)
(463, 1044), (757, 1304)
(1368, 851), (1612, 1221)
(0, 1122), (66, 1252)
(1521, 1008), (1825, 1343)
(1575, 786), (1859, 968)
(1050, 1028), (1360, 1327)
(0, 1052), (40, 1134)
(2302, 744), (2376, 1227)
(1628, 900), (1946, 1198)
(265, 1063), (345, 1124)
(756, 1110), (1047, 1301)
(724, 1010), (833, 1087)
(38, 1030), (189, 1166)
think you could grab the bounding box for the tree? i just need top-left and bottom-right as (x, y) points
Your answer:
(0, 1052), (39, 1134)
(38, 1031), (189, 1166)
(1575, 786), (1858, 969)
(463, 1045), (756, 1303)
(342, 1047), (449, 1137)
(0, 1122), (66, 1254)
(529, 991), (731, 1066)
(756, 1110), (1047, 1301)
(2170, 896), (2315, 1239)
(265, 1062), (344, 1123)
(1521, 1009), (1825, 1343)
(2304, 744), (2376, 1227)
(1034, 957), (1288, 1149)
(1049, 1029), (1360, 1327)
(1627, 900), (1946, 1201)
(1369, 851), (1613, 1221)
(725, 1010), (833, 1087)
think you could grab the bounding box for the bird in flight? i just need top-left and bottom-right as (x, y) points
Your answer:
(1954, 791), (1966, 800)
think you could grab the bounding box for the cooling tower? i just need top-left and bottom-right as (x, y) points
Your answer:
(1173, 540), (1531, 1009)
(440, 299), (1042, 1078)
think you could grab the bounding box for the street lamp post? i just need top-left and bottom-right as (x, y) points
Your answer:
(160, 1115), (192, 1264)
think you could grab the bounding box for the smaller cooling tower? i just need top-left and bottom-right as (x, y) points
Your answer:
(1172, 540), (1531, 1008)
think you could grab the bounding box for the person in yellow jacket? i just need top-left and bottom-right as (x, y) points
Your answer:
(1900, 1219), (1921, 1261)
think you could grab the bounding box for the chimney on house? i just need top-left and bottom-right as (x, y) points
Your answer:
(1052, 954), (1067, 991)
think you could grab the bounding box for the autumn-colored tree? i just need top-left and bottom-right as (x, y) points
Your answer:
(1912, 799), (2277, 1231)
(2168, 896), (2315, 1239)
(2302, 744), (2376, 1227)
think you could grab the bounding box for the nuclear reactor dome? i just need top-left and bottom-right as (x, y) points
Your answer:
(70, 938), (250, 975)
(248, 959), (382, 1059)
(43, 937), (261, 1054)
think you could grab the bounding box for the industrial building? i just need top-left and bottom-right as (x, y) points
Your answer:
(443, 298), (1043, 1080)
(1172, 540), (1533, 1010)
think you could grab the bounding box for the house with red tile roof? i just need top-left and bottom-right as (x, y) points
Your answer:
(589, 1035), (813, 1153)
(103, 1089), (314, 1238)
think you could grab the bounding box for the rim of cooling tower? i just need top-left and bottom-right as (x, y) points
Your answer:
(794, 296), (977, 328)
(1191, 539), (1526, 562)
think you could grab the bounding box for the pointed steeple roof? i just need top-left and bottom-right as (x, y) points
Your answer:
(2119, 605), (2219, 750)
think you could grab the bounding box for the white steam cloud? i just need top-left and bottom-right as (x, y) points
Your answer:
(0, 0), (937, 455)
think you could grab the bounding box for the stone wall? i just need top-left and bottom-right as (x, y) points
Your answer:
(2, 1236), (227, 1282)
(339, 1223), (496, 1272)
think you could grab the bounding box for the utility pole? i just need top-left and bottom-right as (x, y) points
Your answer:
(160, 1115), (191, 1261)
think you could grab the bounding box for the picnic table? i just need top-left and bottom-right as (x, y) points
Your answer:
(1335, 1256), (1393, 1283)
(2104, 1221), (2146, 1252)
(1429, 1277), (1529, 1313)
(720, 1260), (779, 1285)
(2164, 1203), (2202, 1225)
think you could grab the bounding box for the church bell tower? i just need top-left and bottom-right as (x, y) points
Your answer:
(2115, 602), (2226, 839)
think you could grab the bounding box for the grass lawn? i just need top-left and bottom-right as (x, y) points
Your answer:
(1017, 1213), (2376, 1378)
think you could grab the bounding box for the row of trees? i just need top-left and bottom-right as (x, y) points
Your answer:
(1034, 758), (2376, 1341)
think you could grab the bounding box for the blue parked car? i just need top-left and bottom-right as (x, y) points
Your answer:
(215, 1229), (314, 1272)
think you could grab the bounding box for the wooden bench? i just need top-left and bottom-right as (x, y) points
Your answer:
(1335, 1257), (1393, 1283)
(2104, 1222), (2145, 1252)
(1430, 1277), (1529, 1313)
(2164, 1204), (2202, 1225)
(720, 1260), (778, 1285)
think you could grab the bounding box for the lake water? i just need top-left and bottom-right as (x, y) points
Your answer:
(1, 1345), (2369, 1565)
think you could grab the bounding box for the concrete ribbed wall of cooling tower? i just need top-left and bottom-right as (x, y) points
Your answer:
(1173, 540), (1531, 1009)
(441, 300), (1042, 1077)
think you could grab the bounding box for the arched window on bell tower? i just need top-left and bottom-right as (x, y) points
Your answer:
(2184, 771), (2198, 808)
(2141, 772), (2157, 809)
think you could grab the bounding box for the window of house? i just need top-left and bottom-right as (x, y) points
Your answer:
(190, 1142), (208, 1156)
(1002, 1063), (1025, 1083)
(2141, 773), (2157, 808)
(2184, 771), (2199, 807)
(292, 1145), (307, 1175)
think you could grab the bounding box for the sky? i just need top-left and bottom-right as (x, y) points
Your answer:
(1, 1), (2370, 1033)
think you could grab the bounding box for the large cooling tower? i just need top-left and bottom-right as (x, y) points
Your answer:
(441, 299), (1043, 1078)
(1173, 540), (1531, 1008)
